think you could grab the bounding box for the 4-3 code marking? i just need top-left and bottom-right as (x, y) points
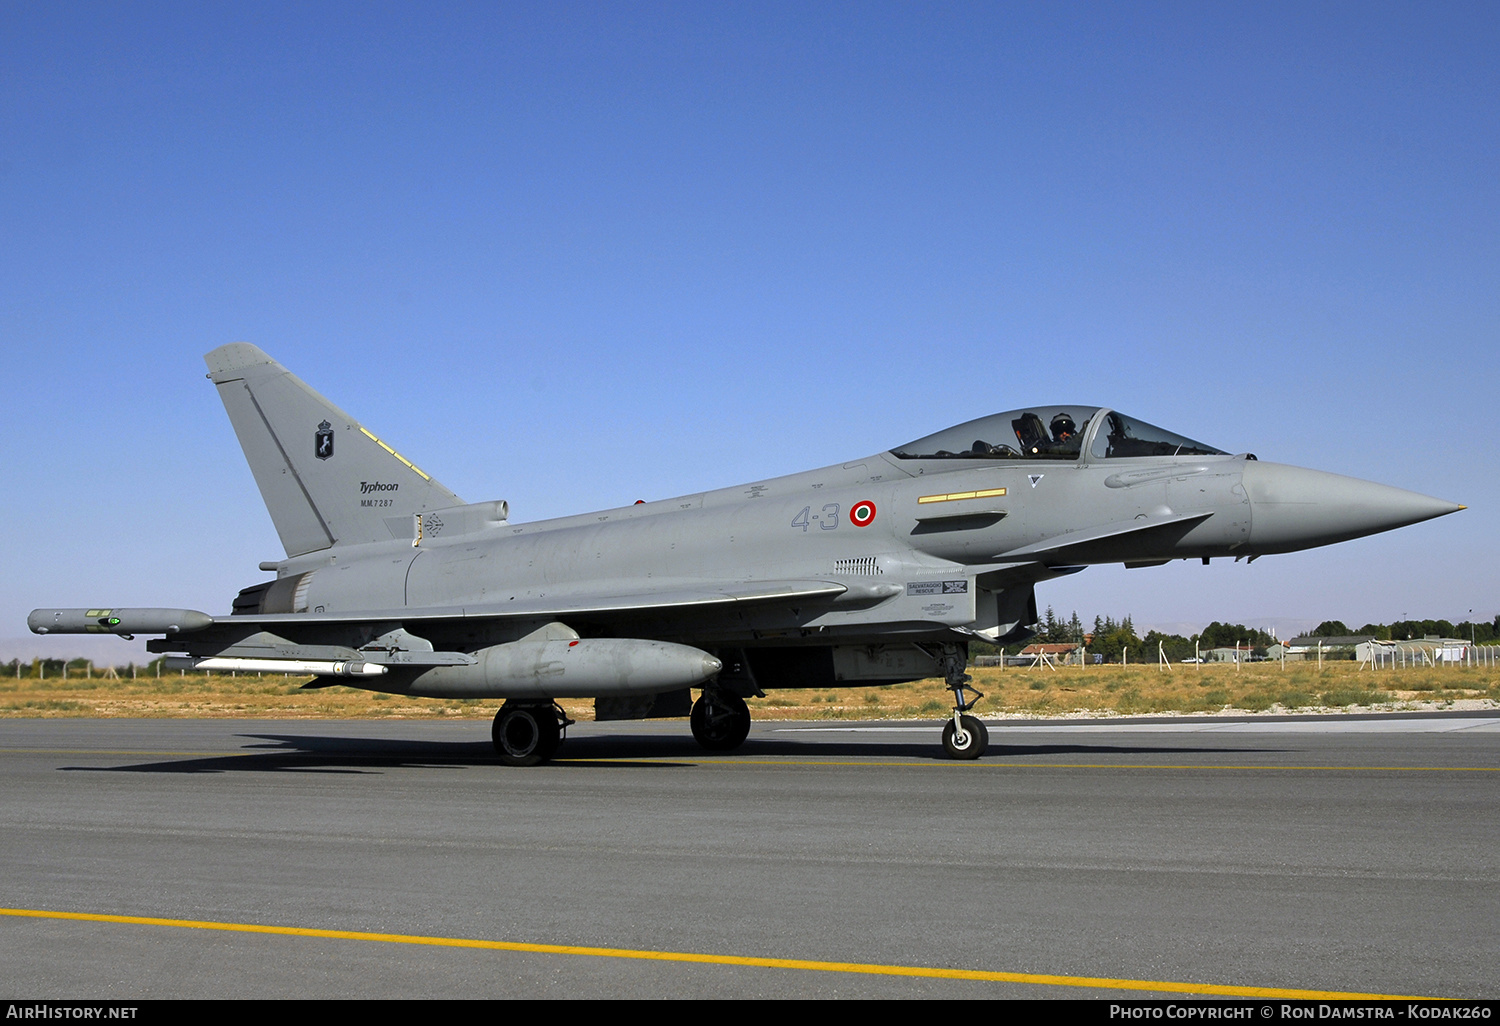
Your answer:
(791, 504), (840, 532)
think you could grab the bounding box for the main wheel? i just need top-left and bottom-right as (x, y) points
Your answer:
(492, 703), (562, 766)
(941, 715), (988, 760)
(690, 690), (751, 752)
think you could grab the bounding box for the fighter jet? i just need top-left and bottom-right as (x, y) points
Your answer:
(30, 344), (1463, 764)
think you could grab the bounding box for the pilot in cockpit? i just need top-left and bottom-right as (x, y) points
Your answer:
(1050, 412), (1077, 444)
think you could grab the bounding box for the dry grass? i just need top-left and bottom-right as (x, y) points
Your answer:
(0, 670), (565, 721)
(0, 661), (1495, 721)
(750, 660), (1500, 720)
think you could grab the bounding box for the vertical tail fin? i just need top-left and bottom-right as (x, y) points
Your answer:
(205, 343), (463, 557)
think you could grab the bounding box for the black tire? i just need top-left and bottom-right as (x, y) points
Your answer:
(690, 690), (751, 752)
(941, 715), (988, 760)
(492, 703), (562, 766)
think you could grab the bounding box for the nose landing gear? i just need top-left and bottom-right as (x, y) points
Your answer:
(940, 643), (988, 760)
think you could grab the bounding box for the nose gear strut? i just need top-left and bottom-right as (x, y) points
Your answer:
(939, 643), (988, 759)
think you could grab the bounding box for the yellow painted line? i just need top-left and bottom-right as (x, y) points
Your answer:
(918, 487), (1006, 504)
(1000, 763), (1500, 772)
(0, 907), (1432, 999)
(359, 426), (432, 481)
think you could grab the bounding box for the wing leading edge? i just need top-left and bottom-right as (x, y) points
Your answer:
(29, 579), (854, 637)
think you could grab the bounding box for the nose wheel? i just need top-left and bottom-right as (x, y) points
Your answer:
(690, 689), (751, 752)
(939, 643), (988, 760)
(492, 702), (567, 766)
(942, 715), (989, 758)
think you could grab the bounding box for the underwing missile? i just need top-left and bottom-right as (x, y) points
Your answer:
(163, 657), (387, 677)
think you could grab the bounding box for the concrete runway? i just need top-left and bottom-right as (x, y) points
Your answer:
(1, 713), (1496, 999)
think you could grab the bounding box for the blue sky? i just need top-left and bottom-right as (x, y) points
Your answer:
(3, 2), (1496, 659)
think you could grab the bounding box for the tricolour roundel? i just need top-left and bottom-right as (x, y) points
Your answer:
(850, 500), (877, 527)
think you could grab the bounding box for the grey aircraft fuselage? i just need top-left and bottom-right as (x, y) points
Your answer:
(29, 345), (1463, 763)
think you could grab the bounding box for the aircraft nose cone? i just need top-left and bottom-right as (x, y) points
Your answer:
(1244, 461), (1463, 554)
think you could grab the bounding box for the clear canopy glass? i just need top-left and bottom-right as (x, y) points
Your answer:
(1087, 411), (1226, 459)
(892, 407), (1100, 461)
(891, 407), (1226, 461)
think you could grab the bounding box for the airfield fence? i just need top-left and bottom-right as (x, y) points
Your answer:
(1360, 642), (1497, 670)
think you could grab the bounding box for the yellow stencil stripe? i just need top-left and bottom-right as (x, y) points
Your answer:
(918, 488), (1006, 504)
(0, 907), (1434, 999)
(359, 426), (431, 481)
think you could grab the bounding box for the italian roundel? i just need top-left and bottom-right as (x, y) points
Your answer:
(850, 500), (877, 527)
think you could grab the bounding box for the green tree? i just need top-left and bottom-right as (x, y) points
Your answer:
(1042, 606), (1066, 642)
(1142, 630), (1195, 662)
(1091, 618), (1141, 663)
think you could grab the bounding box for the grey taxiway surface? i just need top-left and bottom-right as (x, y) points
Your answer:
(1, 713), (1496, 999)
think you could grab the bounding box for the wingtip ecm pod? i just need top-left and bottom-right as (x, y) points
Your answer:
(28, 608), (214, 636)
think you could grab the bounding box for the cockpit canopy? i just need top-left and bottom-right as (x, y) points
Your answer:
(891, 407), (1226, 461)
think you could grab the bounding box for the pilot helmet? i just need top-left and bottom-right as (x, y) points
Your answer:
(1050, 412), (1077, 441)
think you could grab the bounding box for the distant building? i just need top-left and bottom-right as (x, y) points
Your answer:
(1266, 636), (1376, 662)
(1011, 643), (1087, 667)
(1203, 646), (1261, 663)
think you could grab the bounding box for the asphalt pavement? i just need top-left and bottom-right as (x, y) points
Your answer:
(1, 713), (1495, 999)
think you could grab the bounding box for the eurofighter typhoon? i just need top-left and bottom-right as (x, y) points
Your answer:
(30, 345), (1463, 763)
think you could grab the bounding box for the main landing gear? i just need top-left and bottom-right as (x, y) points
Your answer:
(940, 643), (988, 760)
(690, 688), (751, 752)
(492, 701), (571, 766)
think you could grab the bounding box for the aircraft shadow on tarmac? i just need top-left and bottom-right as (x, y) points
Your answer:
(57, 730), (1282, 774)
